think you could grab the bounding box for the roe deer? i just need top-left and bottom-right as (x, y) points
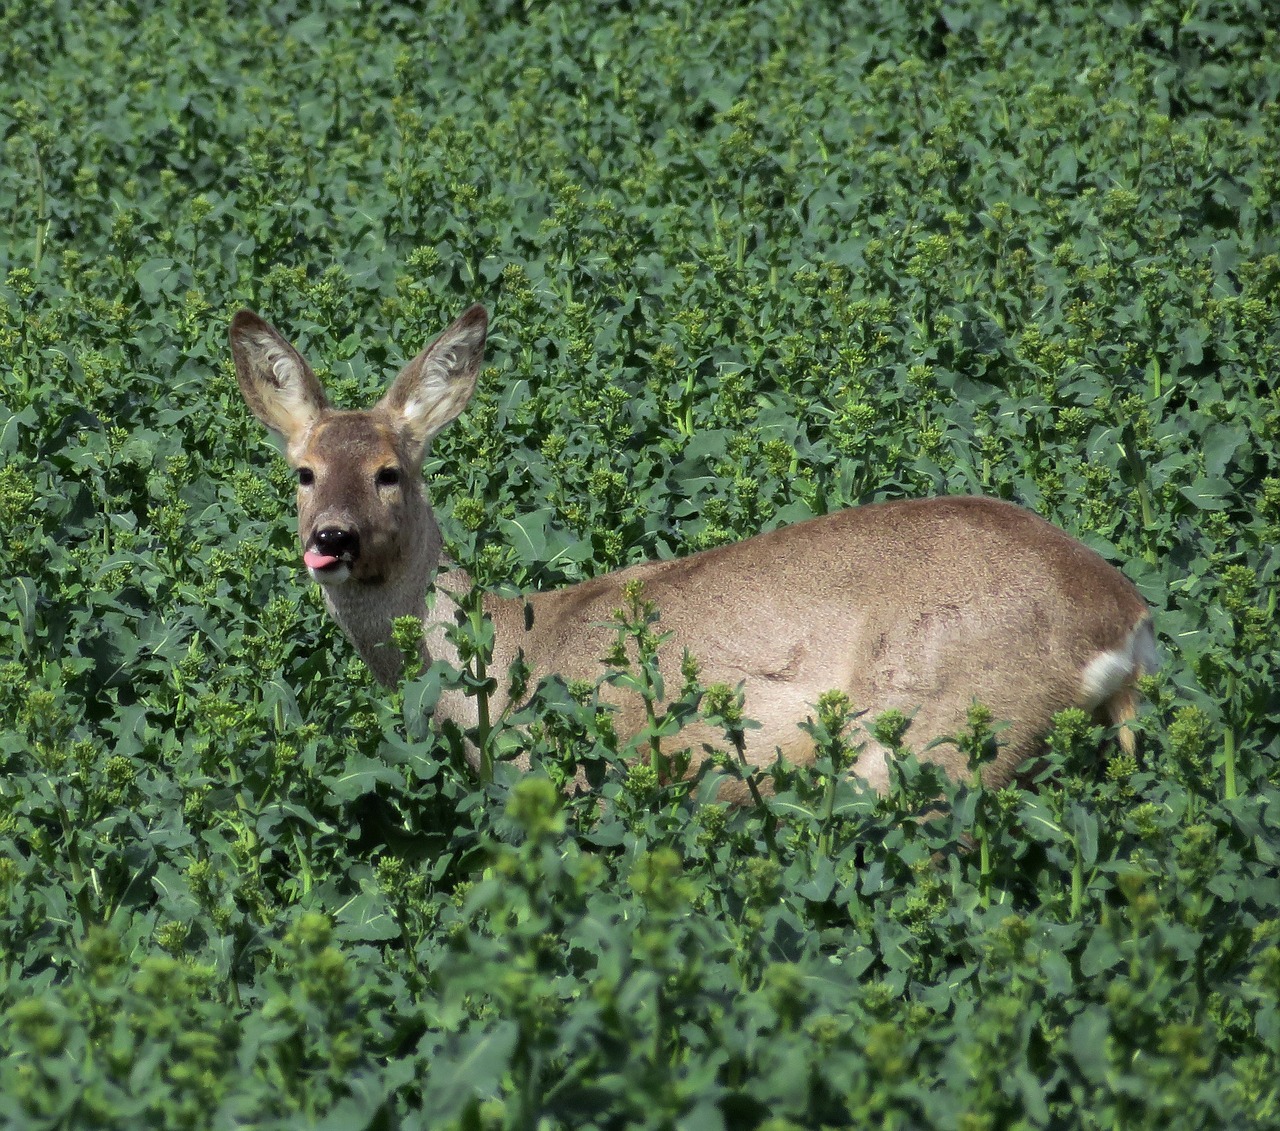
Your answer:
(230, 304), (1157, 800)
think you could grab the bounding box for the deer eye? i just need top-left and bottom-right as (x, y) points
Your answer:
(297, 467), (315, 487)
(375, 467), (401, 488)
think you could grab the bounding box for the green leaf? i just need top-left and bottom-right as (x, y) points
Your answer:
(1069, 1006), (1112, 1083)
(1178, 477), (1234, 510)
(420, 1023), (519, 1116)
(1064, 804), (1099, 869)
(10, 577), (36, 651)
(321, 757), (404, 802)
(135, 256), (177, 302)
(332, 886), (399, 942)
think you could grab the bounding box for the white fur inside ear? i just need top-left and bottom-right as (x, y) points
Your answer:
(379, 309), (486, 450)
(250, 332), (304, 389)
(401, 338), (482, 440)
(404, 360), (465, 425)
(249, 332), (323, 434)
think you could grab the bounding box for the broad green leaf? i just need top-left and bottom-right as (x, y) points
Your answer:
(1178, 476), (1234, 510)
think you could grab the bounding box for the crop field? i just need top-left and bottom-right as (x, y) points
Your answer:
(2, 0), (1279, 1127)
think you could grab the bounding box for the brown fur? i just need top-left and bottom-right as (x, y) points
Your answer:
(230, 306), (1157, 796)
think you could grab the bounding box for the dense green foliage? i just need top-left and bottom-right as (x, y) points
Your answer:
(2, 0), (1280, 1126)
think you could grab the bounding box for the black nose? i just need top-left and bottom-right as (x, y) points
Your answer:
(314, 527), (360, 561)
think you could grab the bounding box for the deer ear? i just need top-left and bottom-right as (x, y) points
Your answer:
(379, 305), (487, 461)
(230, 311), (330, 444)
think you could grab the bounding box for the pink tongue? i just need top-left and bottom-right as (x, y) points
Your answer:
(304, 551), (339, 570)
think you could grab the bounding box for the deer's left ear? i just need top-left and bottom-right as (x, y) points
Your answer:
(230, 310), (331, 445)
(378, 305), (488, 461)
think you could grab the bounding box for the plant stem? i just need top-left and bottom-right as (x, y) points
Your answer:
(1222, 670), (1237, 801)
(646, 677), (663, 780)
(471, 603), (493, 784)
(1071, 840), (1083, 921)
(1223, 731), (1237, 802)
(32, 142), (48, 271)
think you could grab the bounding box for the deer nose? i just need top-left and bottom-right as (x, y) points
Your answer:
(314, 527), (360, 561)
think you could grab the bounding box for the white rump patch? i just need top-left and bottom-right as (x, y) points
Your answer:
(1079, 618), (1158, 709)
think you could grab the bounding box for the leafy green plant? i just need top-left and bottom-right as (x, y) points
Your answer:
(2, 0), (1279, 1127)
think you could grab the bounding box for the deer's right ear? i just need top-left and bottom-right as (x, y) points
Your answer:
(379, 304), (488, 462)
(229, 310), (330, 445)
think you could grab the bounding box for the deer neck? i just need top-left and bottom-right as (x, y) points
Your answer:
(316, 513), (522, 745)
(318, 510), (461, 688)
